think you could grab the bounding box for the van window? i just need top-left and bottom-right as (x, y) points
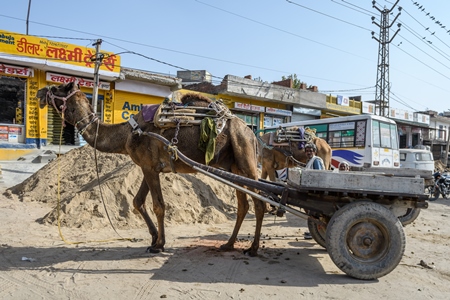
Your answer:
(400, 151), (433, 162)
(415, 153), (432, 161)
(400, 153), (406, 161)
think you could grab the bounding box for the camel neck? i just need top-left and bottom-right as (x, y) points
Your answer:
(80, 121), (130, 154)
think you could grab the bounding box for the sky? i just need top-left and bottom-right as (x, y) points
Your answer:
(1, 0), (450, 114)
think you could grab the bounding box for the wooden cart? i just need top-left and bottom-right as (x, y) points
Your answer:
(145, 131), (429, 280)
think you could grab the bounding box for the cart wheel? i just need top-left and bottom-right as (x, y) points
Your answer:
(398, 208), (420, 226)
(307, 219), (327, 249)
(326, 201), (405, 280)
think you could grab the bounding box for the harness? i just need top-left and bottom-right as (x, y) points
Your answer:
(45, 87), (98, 134)
(128, 99), (235, 172)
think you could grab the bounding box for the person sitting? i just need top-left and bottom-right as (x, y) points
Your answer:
(303, 142), (325, 240)
(338, 161), (350, 171)
(305, 143), (325, 170)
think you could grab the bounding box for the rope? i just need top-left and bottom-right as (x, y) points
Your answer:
(167, 144), (179, 161)
(55, 112), (140, 245)
(209, 99), (234, 134)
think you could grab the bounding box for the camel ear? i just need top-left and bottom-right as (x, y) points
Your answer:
(67, 81), (80, 93)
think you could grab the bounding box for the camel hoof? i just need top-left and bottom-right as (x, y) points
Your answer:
(146, 246), (164, 254)
(219, 243), (234, 252)
(243, 248), (258, 257)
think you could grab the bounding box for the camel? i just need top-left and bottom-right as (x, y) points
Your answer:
(36, 82), (265, 257)
(258, 133), (332, 182)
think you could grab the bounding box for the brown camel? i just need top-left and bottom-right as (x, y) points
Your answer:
(258, 134), (332, 181)
(36, 82), (265, 256)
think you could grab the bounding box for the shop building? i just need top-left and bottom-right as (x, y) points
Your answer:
(0, 30), (121, 149)
(0, 30), (181, 160)
(388, 108), (430, 149)
(324, 94), (362, 118)
(181, 73), (326, 131)
(421, 110), (450, 160)
(180, 73), (365, 132)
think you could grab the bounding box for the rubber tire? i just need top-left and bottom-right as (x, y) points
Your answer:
(307, 219), (327, 249)
(429, 187), (440, 201)
(326, 201), (405, 280)
(398, 208), (421, 226)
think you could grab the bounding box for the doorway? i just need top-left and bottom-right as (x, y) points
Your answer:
(0, 76), (25, 125)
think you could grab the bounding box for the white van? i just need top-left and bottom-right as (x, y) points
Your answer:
(399, 149), (434, 172)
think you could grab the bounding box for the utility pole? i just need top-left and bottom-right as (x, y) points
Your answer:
(91, 39), (103, 116)
(371, 0), (402, 117)
(445, 126), (450, 167)
(26, 0), (32, 34)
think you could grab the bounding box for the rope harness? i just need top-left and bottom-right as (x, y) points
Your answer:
(45, 85), (137, 244)
(45, 87), (78, 126)
(257, 126), (318, 170)
(45, 87), (98, 134)
(129, 99), (235, 172)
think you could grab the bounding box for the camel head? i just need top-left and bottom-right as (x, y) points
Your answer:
(37, 82), (95, 126)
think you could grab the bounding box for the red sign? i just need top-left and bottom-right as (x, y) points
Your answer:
(0, 63), (34, 77)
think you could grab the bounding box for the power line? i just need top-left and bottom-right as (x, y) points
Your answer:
(336, 0), (374, 15)
(286, 0), (372, 31)
(2, 2), (449, 111)
(402, 8), (450, 51)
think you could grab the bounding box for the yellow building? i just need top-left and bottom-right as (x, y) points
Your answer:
(0, 30), (180, 159)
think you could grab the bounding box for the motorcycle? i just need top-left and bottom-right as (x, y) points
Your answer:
(429, 171), (450, 200)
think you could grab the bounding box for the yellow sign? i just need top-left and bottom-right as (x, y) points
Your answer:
(0, 30), (120, 73)
(325, 102), (360, 114)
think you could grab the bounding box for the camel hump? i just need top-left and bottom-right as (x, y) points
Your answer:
(180, 93), (212, 107)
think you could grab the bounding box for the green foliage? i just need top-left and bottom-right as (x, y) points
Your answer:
(281, 74), (306, 89)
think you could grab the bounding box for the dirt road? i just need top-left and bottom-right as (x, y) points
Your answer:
(1, 188), (449, 299)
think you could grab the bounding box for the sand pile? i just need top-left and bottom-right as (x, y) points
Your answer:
(3, 145), (244, 229)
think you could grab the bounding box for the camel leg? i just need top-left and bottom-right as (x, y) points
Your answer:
(245, 197), (265, 256)
(262, 164), (277, 213)
(220, 187), (264, 257)
(220, 158), (264, 256)
(143, 170), (166, 253)
(267, 166), (277, 182)
(261, 167), (268, 180)
(219, 189), (249, 252)
(133, 179), (158, 247)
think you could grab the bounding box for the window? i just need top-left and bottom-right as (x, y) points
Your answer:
(390, 124), (399, 150)
(379, 122), (391, 148)
(355, 120), (366, 147)
(235, 112), (259, 132)
(438, 125), (445, 139)
(372, 120), (381, 147)
(415, 153), (432, 161)
(308, 124), (328, 140)
(327, 122), (356, 147)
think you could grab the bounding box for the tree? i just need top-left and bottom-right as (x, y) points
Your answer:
(281, 74), (306, 89)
